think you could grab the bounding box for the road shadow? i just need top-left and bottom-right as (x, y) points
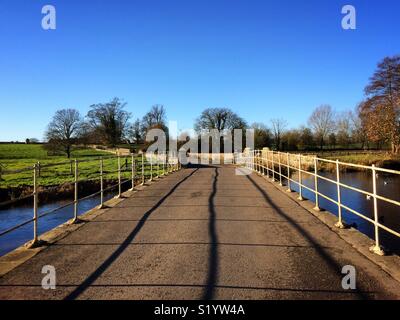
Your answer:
(203, 167), (219, 300)
(64, 167), (199, 300)
(245, 173), (370, 300)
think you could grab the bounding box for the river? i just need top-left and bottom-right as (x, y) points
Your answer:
(288, 170), (400, 254)
(0, 192), (116, 256)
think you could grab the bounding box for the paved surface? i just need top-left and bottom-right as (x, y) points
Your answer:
(1, 165), (400, 300)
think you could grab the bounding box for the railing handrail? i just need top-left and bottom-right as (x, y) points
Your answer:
(236, 149), (400, 256)
(0, 152), (182, 249)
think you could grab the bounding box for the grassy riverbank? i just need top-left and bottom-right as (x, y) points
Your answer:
(0, 144), (163, 189)
(321, 152), (400, 170)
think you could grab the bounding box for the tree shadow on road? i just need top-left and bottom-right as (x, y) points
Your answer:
(245, 173), (371, 300)
(202, 167), (219, 300)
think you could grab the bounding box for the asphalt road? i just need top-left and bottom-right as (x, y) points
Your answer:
(1, 165), (400, 300)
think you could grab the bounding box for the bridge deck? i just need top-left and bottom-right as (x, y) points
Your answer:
(1, 165), (400, 299)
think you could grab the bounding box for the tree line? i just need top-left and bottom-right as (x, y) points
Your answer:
(251, 55), (400, 153)
(44, 54), (400, 158)
(45, 100), (168, 157)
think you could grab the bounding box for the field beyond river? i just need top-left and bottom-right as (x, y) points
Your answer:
(0, 144), (151, 204)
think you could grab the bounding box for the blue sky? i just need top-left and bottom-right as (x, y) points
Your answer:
(0, 0), (399, 141)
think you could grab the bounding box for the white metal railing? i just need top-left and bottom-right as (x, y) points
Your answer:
(0, 152), (181, 249)
(235, 149), (400, 256)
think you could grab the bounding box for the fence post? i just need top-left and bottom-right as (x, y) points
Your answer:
(72, 159), (79, 223)
(266, 151), (269, 178)
(278, 152), (282, 186)
(334, 160), (346, 229)
(150, 154), (153, 181)
(271, 151), (275, 182)
(99, 158), (104, 209)
(130, 154), (136, 191)
(297, 154), (304, 201)
(28, 163), (40, 247)
(118, 155), (122, 197)
(370, 165), (385, 255)
(286, 153), (292, 192)
(157, 154), (160, 178)
(141, 153), (145, 185)
(162, 152), (165, 176)
(313, 157), (320, 211)
(254, 151), (260, 173)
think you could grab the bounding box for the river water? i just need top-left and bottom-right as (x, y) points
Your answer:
(288, 171), (400, 254)
(0, 171), (399, 256)
(0, 192), (116, 256)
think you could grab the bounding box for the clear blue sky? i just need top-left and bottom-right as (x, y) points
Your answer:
(0, 0), (399, 141)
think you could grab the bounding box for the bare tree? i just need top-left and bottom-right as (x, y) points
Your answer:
(194, 108), (247, 132)
(350, 106), (369, 149)
(142, 104), (167, 131)
(336, 111), (353, 149)
(45, 109), (82, 158)
(130, 118), (143, 144)
(298, 126), (315, 150)
(270, 118), (287, 151)
(86, 98), (131, 147)
(308, 105), (336, 151)
(251, 123), (272, 149)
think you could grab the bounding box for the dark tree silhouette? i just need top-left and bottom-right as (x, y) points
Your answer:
(194, 107), (247, 132)
(87, 98), (131, 147)
(45, 109), (82, 158)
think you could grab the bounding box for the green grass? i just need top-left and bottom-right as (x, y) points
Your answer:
(0, 144), (167, 188)
(321, 152), (400, 170)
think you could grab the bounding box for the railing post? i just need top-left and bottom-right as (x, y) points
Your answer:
(278, 152), (282, 186)
(72, 159), (79, 223)
(260, 152), (264, 175)
(271, 151), (275, 182)
(29, 163), (39, 247)
(297, 154), (304, 201)
(130, 154), (136, 191)
(99, 158), (104, 209)
(157, 154), (160, 178)
(150, 154), (153, 181)
(313, 157), (320, 211)
(334, 160), (346, 229)
(141, 153), (145, 185)
(286, 153), (292, 192)
(266, 150), (270, 178)
(117, 155), (122, 198)
(255, 151), (258, 173)
(162, 152), (166, 176)
(370, 165), (385, 255)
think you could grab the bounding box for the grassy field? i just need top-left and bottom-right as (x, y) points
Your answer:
(321, 152), (400, 169)
(0, 144), (165, 188)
